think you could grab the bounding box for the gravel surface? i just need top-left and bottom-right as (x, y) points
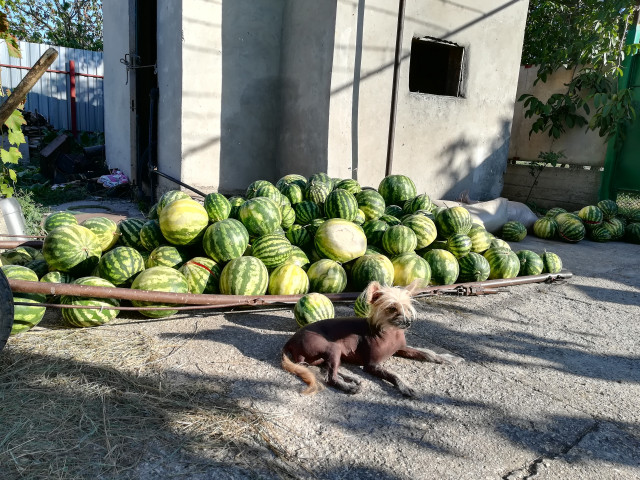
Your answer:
(100, 235), (640, 479)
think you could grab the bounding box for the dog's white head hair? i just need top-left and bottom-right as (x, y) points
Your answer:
(364, 281), (420, 332)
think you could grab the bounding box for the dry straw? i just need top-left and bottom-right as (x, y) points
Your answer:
(0, 317), (302, 479)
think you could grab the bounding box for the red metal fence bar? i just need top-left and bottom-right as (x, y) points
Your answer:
(0, 63), (104, 78)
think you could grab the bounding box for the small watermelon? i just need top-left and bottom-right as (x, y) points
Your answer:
(43, 211), (78, 233)
(42, 224), (102, 276)
(501, 221), (527, 242)
(391, 252), (430, 287)
(515, 250), (544, 276)
(382, 225), (417, 256)
(314, 219), (367, 263)
(81, 217), (119, 252)
(378, 175), (417, 206)
(60, 276), (120, 328)
(179, 257), (221, 294)
(483, 247), (520, 279)
(131, 266), (190, 318)
(457, 252), (490, 282)
(307, 259), (347, 294)
(422, 249), (459, 286)
(97, 246), (145, 286)
(541, 251), (563, 273)
(294, 293), (335, 328)
(203, 218), (250, 263)
(159, 198), (209, 246)
(219, 256), (269, 295)
(268, 264), (309, 295)
(350, 254), (394, 291)
(203, 193), (231, 222)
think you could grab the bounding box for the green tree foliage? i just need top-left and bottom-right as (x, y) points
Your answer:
(4, 0), (102, 51)
(519, 0), (640, 142)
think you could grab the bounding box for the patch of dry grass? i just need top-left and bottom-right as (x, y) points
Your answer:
(0, 326), (298, 479)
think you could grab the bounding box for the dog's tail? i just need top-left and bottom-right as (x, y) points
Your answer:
(281, 352), (321, 395)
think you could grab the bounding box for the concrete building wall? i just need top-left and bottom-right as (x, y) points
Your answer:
(103, 0), (132, 176)
(509, 65), (608, 167)
(278, 0), (337, 179)
(342, 0), (529, 200)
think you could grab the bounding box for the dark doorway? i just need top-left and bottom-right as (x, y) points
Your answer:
(409, 36), (464, 97)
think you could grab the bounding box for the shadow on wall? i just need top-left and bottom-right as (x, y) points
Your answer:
(436, 118), (513, 201)
(218, 0), (286, 194)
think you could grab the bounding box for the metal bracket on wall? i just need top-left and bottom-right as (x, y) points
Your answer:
(119, 53), (157, 85)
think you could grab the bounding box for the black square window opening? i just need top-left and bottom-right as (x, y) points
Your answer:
(409, 37), (464, 97)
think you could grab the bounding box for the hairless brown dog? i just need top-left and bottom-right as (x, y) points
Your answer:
(282, 281), (462, 397)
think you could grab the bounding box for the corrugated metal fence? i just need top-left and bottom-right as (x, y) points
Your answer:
(0, 40), (104, 132)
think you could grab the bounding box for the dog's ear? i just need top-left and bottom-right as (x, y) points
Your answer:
(405, 279), (423, 296)
(365, 281), (383, 304)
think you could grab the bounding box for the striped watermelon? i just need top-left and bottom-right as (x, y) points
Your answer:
(324, 189), (358, 221)
(203, 218), (249, 263)
(97, 246), (145, 286)
(557, 216), (586, 242)
(268, 264), (309, 295)
(350, 254), (394, 291)
(435, 206), (472, 238)
(246, 180), (274, 199)
(501, 221), (527, 242)
(280, 204), (296, 229)
(402, 193), (432, 216)
(588, 225), (612, 242)
(490, 238), (511, 250)
(467, 225), (493, 253)
(402, 214), (437, 250)
(354, 209), (366, 225)
(81, 217), (119, 252)
(384, 205), (404, 218)
(356, 189), (386, 220)
(131, 266), (190, 318)
(285, 224), (312, 249)
(483, 247), (520, 279)
(283, 246), (311, 271)
(254, 184), (282, 205)
(146, 245), (190, 269)
(60, 276), (120, 327)
(24, 259), (48, 278)
(516, 250), (544, 276)
(219, 256), (269, 295)
(179, 257), (221, 294)
(602, 217), (625, 240)
(533, 217), (558, 239)
(307, 259), (347, 293)
(2, 265), (47, 335)
(43, 224), (102, 276)
(159, 198), (209, 246)
(228, 196), (245, 219)
(353, 289), (372, 318)
(382, 225), (417, 256)
(43, 211), (78, 233)
(446, 233), (472, 258)
(117, 218), (146, 250)
(625, 223), (640, 243)
(294, 293), (335, 328)
(239, 197), (282, 237)
(391, 252), (430, 287)
(457, 252), (490, 282)
(335, 179), (362, 195)
(0, 247), (36, 266)
(315, 219), (367, 263)
(204, 193), (231, 222)
(280, 183), (305, 205)
(597, 199), (618, 220)
(362, 219), (389, 247)
(379, 214), (402, 226)
(578, 205), (603, 227)
(293, 201), (323, 225)
(157, 190), (190, 216)
(378, 175), (417, 206)
(251, 234), (293, 269)
(422, 249), (459, 285)
(305, 181), (331, 205)
(276, 174), (307, 191)
(147, 202), (159, 220)
(139, 219), (165, 252)
(541, 251), (563, 273)
(545, 207), (567, 218)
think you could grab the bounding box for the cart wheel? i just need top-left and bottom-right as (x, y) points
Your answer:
(0, 268), (14, 352)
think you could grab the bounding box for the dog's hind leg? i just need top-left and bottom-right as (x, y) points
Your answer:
(363, 364), (417, 398)
(394, 346), (464, 365)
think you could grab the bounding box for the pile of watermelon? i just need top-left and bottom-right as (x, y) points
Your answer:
(1, 173), (567, 334)
(531, 199), (640, 244)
